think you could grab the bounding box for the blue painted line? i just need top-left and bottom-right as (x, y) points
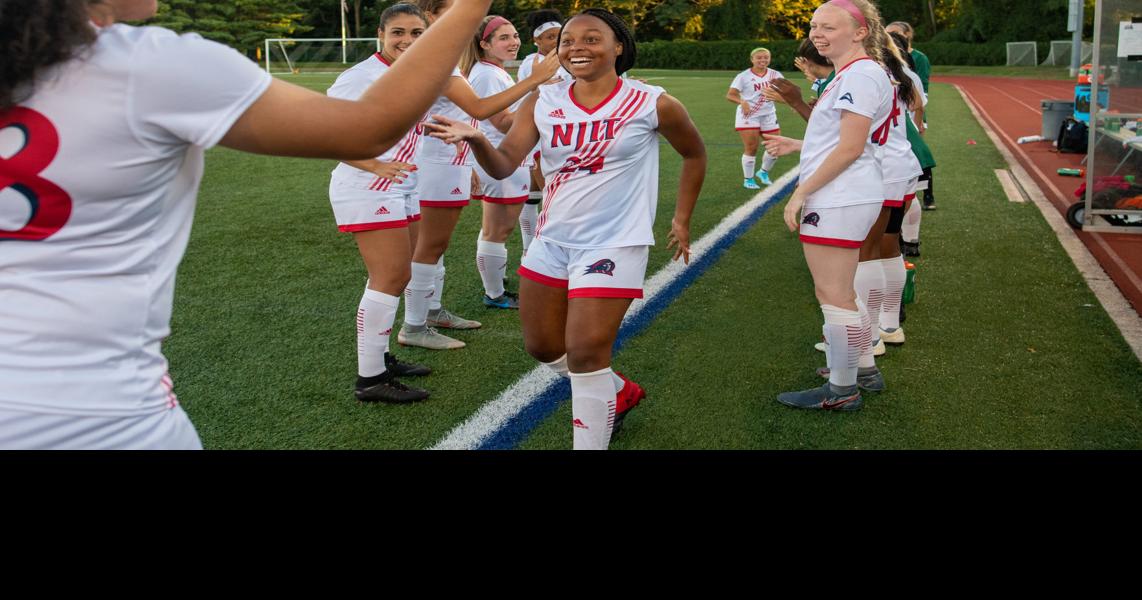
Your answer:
(478, 177), (799, 450)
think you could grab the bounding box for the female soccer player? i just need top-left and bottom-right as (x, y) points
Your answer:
(464, 15), (532, 309)
(887, 20), (934, 210)
(427, 8), (707, 449)
(327, 3), (443, 404)
(516, 8), (571, 255)
(760, 0), (894, 411)
(726, 47), (784, 189)
(400, 0), (560, 351)
(0, 0), (494, 448)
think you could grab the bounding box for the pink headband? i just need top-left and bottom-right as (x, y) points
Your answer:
(482, 16), (512, 40)
(826, 0), (868, 29)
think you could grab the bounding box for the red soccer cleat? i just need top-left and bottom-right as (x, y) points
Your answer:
(612, 371), (646, 435)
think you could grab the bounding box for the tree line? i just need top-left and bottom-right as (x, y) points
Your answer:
(147, 0), (1096, 58)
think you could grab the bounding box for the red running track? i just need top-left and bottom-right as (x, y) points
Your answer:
(938, 76), (1142, 315)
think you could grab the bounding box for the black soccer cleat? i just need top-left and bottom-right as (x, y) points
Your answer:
(355, 371), (430, 404)
(385, 352), (431, 377)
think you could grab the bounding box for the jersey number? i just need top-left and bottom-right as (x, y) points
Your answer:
(558, 156), (605, 175)
(0, 107), (72, 241)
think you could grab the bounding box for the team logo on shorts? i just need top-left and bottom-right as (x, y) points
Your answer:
(584, 258), (616, 276)
(802, 212), (820, 227)
(374, 206), (390, 215)
(839, 92), (854, 104)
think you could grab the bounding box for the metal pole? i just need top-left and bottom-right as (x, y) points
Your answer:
(1070, 0), (1084, 76)
(340, 0), (348, 64)
(1084, 0), (1102, 228)
(264, 38), (270, 73)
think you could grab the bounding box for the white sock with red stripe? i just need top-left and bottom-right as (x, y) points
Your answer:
(357, 288), (399, 377)
(761, 151), (777, 172)
(856, 297), (876, 369)
(431, 257), (445, 311)
(403, 261), (436, 329)
(902, 199), (922, 242)
(570, 367), (617, 450)
(741, 154), (756, 179)
(821, 304), (865, 387)
(880, 255), (906, 330)
(476, 238), (508, 298)
(519, 195), (539, 253)
(855, 259), (887, 337)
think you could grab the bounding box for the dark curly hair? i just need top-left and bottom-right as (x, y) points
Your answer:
(0, 0), (98, 111)
(559, 8), (636, 76)
(525, 8), (563, 37)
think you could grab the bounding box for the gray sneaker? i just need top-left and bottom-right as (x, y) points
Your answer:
(815, 366), (886, 392)
(398, 326), (466, 350)
(777, 383), (863, 412)
(426, 307), (482, 330)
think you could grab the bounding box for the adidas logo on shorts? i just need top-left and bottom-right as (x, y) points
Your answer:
(548, 108), (566, 119)
(450, 187), (463, 195)
(374, 206), (390, 215)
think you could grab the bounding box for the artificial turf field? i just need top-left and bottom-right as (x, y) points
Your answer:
(167, 68), (1142, 449)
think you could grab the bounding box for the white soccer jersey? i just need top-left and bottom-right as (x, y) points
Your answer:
(730, 68), (783, 121)
(0, 24), (271, 416)
(516, 52), (571, 84)
(417, 68), (478, 166)
(533, 78), (664, 249)
(799, 58), (894, 208)
(877, 68), (923, 185)
(468, 60), (517, 148)
(328, 53), (421, 193)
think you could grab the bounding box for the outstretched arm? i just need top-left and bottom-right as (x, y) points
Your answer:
(448, 52), (560, 120)
(425, 93), (540, 180)
(219, 0), (492, 160)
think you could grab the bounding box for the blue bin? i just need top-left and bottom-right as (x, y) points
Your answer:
(1074, 84), (1109, 123)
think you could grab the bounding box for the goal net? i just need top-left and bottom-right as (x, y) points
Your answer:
(264, 38), (381, 75)
(1005, 41), (1038, 67)
(1040, 40), (1094, 66)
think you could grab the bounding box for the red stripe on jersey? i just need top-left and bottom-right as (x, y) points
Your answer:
(819, 56), (875, 101)
(380, 126), (422, 191)
(567, 287), (644, 299)
(519, 266), (569, 288)
(339, 219), (409, 232)
(798, 234), (863, 248)
(374, 52), (392, 67)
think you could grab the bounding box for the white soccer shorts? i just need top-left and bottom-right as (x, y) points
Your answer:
(417, 162), (472, 208)
(519, 238), (648, 299)
(798, 202), (883, 248)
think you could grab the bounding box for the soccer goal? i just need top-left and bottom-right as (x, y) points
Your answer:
(1040, 40), (1094, 66)
(1005, 41), (1038, 67)
(264, 38), (381, 74)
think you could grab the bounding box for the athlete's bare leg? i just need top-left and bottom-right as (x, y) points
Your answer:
(565, 297), (632, 373)
(738, 129), (760, 157)
(858, 206), (892, 262)
(354, 228), (412, 295)
(520, 277), (568, 363)
(480, 202), (525, 243)
(802, 243), (861, 310)
(413, 205), (463, 264)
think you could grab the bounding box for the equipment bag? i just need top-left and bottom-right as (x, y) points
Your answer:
(1057, 117), (1089, 154)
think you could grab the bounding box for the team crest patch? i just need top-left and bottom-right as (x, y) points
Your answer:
(839, 92), (854, 104)
(583, 258), (616, 276)
(802, 212), (820, 227)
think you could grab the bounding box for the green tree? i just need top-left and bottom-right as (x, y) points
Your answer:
(153, 0), (312, 56)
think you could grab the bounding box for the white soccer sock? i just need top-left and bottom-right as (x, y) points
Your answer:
(477, 239), (508, 298)
(403, 261), (436, 327)
(821, 304), (865, 387)
(855, 259), (887, 335)
(543, 354), (569, 377)
(741, 154), (756, 179)
(519, 198), (539, 253)
(431, 257), (445, 311)
(902, 198), (922, 242)
(357, 288), (400, 377)
(761, 151), (777, 172)
(570, 367), (618, 450)
(880, 255), (906, 330)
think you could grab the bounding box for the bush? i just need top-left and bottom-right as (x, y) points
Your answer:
(633, 40), (1011, 69)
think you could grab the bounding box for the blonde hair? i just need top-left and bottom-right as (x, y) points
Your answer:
(750, 47), (770, 58)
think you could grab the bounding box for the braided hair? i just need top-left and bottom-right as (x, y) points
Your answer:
(559, 8), (637, 76)
(0, 0), (97, 111)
